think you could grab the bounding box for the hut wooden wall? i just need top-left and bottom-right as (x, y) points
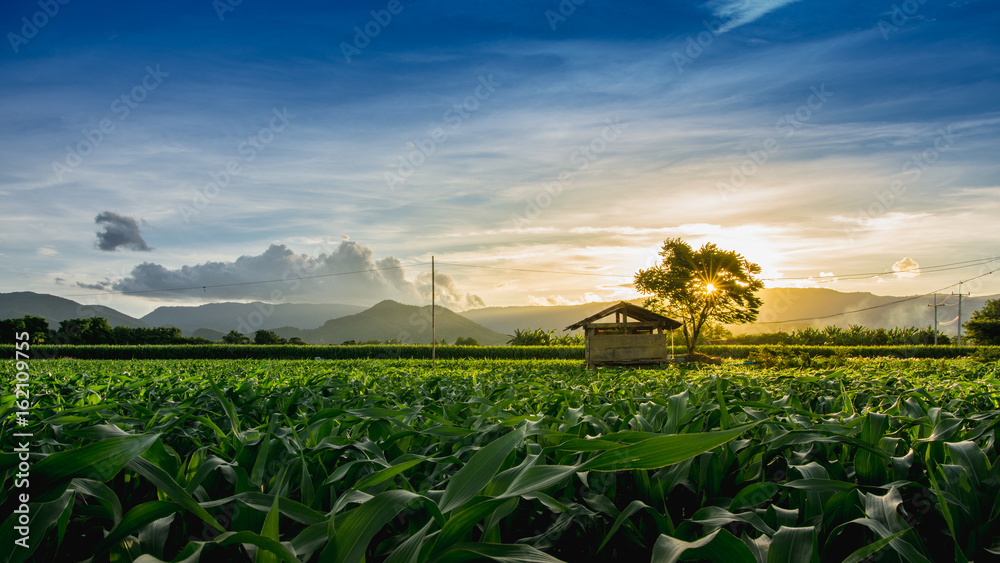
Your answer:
(586, 333), (668, 364)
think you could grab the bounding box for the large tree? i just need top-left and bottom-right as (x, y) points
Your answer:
(0, 315), (48, 344)
(254, 329), (286, 345)
(964, 297), (1000, 345)
(634, 238), (764, 354)
(222, 330), (252, 344)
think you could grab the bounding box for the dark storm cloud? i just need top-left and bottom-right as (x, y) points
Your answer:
(94, 211), (151, 252)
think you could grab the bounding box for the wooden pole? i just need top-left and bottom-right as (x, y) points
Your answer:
(956, 282), (964, 346)
(432, 256), (436, 370)
(927, 293), (939, 345)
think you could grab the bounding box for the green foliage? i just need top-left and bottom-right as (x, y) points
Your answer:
(635, 238), (764, 354)
(964, 297), (1000, 345)
(454, 336), (480, 346)
(731, 324), (951, 346)
(56, 316), (112, 345)
(695, 321), (734, 344)
(552, 333), (584, 346)
(42, 316), (210, 345)
(253, 330), (286, 345)
(109, 325), (193, 345)
(506, 327), (555, 345)
(701, 344), (992, 363)
(0, 315), (48, 344)
(7, 343), (1000, 361)
(506, 328), (583, 346)
(342, 338), (409, 345)
(2, 358), (999, 561)
(973, 346), (1000, 362)
(222, 329), (252, 344)
(5, 344), (587, 360)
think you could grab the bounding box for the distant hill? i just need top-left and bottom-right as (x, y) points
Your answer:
(0, 292), (146, 329)
(3, 289), (994, 342)
(461, 289), (997, 338)
(191, 328), (226, 341)
(744, 288), (996, 336)
(461, 301), (641, 337)
(291, 300), (508, 345)
(142, 302), (366, 335)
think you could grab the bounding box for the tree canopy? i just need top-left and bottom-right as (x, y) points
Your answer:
(964, 297), (1000, 345)
(222, 330), (252, 344)
(253, 330), (286, 345)
(0, 315), (49, 344)
(634, 238), (764, 353)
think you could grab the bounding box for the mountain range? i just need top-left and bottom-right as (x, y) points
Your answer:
(271, 300), (508, 345)
(460, 288), (995, 337)
(0, 288), (994, 344)
(140, 302), (366, 334)
(0, 292), (146, 329)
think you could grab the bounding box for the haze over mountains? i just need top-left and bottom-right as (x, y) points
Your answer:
(461, 288), (994, 337)
(1, 289), (993, 344)
(141, 302), (367, 334)
(271, 300), (508, 345)
(0, 292), (146, 329)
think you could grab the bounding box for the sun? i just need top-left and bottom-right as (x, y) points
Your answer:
(705, 282), (716, 293)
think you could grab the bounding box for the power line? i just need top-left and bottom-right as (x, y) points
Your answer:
(435, 261), (632, 278)
(777, 256), (1000, 282)
(756, 266), (999, 324)
(438, 255), (1000, 283)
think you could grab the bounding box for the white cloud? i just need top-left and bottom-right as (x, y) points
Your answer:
(415, 271), (486, 310)
(708, 0), (803, 33)
(892, 257), (921, 279)
(75, 241), (485, 310)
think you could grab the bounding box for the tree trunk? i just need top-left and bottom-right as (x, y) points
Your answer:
(683, 323), (696, 354)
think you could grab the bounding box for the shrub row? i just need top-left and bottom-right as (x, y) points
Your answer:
(6, 344), (586, 360)
(6, 343), (998, 361)
(699, 344), (998, 360)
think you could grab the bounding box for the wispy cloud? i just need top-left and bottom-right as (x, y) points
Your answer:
(528, 293), (605, 306)
(708, 0), (804, 33)
(1, 1), (998, 313)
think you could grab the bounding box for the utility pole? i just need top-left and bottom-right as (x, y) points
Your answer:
(927, 293), (942, 345)
(952, 282), (970, 346)
(431, 256), (436, 370)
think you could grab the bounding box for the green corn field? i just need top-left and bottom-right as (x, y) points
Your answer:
(2, 358), (999, 562)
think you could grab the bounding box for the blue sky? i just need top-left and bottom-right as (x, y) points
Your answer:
(2, 0), (999, 316)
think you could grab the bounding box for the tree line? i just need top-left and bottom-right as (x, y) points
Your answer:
(221, 330), (306, 345)
(1, 316), (487, 347)
(0, 316), (213, 345)
(719, 324), (952, 346)
(5, 282), (999, 349)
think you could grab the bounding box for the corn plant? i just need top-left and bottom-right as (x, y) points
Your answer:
(1, 358), (998, 561)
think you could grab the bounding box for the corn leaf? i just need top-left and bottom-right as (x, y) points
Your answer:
(583, 424), (756, 472)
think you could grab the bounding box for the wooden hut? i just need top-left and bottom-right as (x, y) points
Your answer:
(565, 302), (682, 368)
